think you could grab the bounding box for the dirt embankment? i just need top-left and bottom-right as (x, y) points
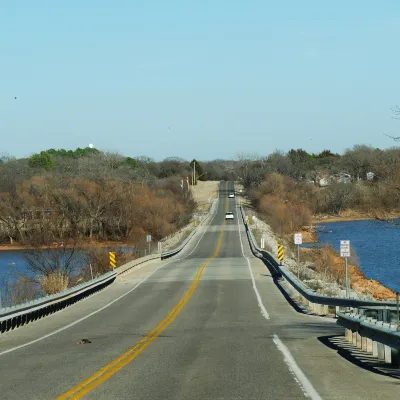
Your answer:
(350, 264), (397, 301)
(0, 240), (132, 251)
(192, 180), (220, 213)
(299, 228), (318, 243)
(302, 245), (397, 301)
(312, 209), (400, 224)
(303, 212), (397, 300)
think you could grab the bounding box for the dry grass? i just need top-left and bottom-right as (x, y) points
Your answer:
(38, 272), (69, 295)
(192, 181), (220, 212)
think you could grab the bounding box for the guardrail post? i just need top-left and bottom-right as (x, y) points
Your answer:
(372, 340), (378, 357)
(352, 331), (357, 346)
(384, 345), (392, 363)
(366, 337), (373, 353)
(382, 323), (392, 363)
(356, 332), (362, 349)
(361, 336), (367, 351)
(391, 348), (400, 368)
(377, 342), (385, 360)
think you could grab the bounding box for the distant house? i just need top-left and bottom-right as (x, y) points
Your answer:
(337, 173), (352, 184)
(366, 172), (375, 181)
(319, 177), (330, 187)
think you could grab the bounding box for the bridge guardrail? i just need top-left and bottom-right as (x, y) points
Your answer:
(240, 202), (400, 367)
(336, 311), (400, 349)
(336, 311), (399, 366)
(239, 204), (397, 310)
(161, 199), (218, 260)
(0, 270), (117, 333)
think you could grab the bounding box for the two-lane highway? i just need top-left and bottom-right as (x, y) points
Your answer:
(0, 182), (398, 399)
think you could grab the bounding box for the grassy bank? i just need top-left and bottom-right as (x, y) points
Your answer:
(301, 246), (397, 301)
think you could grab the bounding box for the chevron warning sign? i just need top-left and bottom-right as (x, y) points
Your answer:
(277, 245), (284, 264)
(109, 251), (116, 269)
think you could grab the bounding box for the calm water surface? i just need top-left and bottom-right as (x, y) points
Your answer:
(1, 223), (399, 294)
(312, 219), (400, 293)
(0, 247), (133, 284)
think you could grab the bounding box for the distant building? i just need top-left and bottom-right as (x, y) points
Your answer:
(319, 177), (330, 187)
(366, 172), (375, 181)
(337, 173), (352, 184)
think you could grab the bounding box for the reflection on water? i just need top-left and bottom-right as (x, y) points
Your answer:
(0, 246), (134, 284)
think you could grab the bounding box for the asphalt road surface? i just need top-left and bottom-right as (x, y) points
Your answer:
(0, 182), (398, 399)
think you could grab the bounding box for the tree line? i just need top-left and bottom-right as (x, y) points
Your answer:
(237, 145), (400, 234)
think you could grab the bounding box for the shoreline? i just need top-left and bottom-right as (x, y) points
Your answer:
(0, 241), (132, 251)
(298, 231), (398, 300)
(312, 216), (375, 224)
(312, 211), (400, 224)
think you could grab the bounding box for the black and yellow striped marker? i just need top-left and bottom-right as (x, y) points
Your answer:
(109, 251), (116, 269)
(277, 245), (284, 264)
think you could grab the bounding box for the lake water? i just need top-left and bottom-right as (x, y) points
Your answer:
(309, 219), (400, 293)
(0, 247), (134, 285)
(2, 222), (400, 295)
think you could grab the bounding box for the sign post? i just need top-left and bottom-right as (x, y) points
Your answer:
(340, 240), (351, 297)
(89, 263), (94, 280)
(294, 233), (302, 278)
(146, 234), (152, 254)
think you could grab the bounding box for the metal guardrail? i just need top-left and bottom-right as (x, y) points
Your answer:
(0, 199), (218, 334)
(240, 202), (400, 364)
(239, 204), (398, 309)
(0, 271), (116, 333)
(336, 311), (400, 350)
(161, 228), (197, 260)
(115, 254), (160, 277)
(161, 199), (218, 260)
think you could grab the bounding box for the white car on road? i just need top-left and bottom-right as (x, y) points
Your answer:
(225, 212), (234, 220)
(228, 193), (235, 198)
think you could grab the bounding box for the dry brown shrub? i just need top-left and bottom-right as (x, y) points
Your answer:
(311, 245), (337, 281)
(38, 272), (69, 295)
(309, 245), (360, 285)
(258, 194), (310, 234)
(129, 187), (184, 241)
(83, 247), (112, 278)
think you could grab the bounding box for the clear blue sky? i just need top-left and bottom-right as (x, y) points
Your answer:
(1, 1), (400, 160)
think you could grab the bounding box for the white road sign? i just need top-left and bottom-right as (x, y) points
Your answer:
(340, 240), (350, 258)
(146, 235), (152, 242)
(294, 233), (302, 245)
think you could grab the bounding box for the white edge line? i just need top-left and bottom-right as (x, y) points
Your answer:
(0, 193), (221, 357)
(273, 334), (322, 400)
(236, 187), (320, 399)
(235, 195), (270, 320)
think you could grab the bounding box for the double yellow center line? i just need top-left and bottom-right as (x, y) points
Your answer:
(57, 183), (229, 399)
